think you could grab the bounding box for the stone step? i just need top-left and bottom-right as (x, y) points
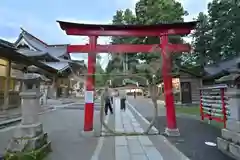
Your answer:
(222, 129), (240, 144)
(217, 137), (238, 160)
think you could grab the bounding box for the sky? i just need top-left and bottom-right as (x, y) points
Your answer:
(0, 0), (212, 69)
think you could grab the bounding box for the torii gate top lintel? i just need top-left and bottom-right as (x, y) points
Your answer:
(57, 20), (198, 36)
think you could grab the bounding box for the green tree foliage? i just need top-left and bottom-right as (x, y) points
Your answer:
(95, 55), (105, 87)
(135, 0), (187, 64)
(106, 8), (139, 83)
(190, 12), (211, 66)
(107, 0), (188, 78)
(190, 0), (240, 67)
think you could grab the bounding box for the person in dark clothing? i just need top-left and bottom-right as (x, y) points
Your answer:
(103, 88), (113, 115)
(119, 90), (126, 111)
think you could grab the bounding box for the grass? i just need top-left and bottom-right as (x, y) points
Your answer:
(175, 105), (224, 129)
(175, 105), (200, 116)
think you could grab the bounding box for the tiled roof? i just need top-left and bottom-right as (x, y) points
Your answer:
(0, 39), (15, 49)
(42, 62), (69, 72)
(17, 48), (47, 57)
(15, 28), (68, 57)
(204, 57), (240, 76)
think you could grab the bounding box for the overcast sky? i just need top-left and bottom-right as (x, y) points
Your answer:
(0, 0), (212, 69)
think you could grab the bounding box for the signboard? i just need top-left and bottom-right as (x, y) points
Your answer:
(85, 91), (94, 103)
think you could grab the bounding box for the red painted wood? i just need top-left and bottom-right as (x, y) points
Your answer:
(84, 103), (94, 131)
(57, 20), (197, 36)
(161, 35), (177, 130)
(65, 28), (192, 36)
(67, 44), (191, 53)
(84, 36), (97, 132)
(221, 88), (227, 128)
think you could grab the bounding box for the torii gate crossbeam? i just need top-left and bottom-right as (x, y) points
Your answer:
(57, 20), (197, 136)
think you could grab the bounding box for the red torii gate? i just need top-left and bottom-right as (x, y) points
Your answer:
(57, 21), (197, 136)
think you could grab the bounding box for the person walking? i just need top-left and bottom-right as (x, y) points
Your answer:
(133, 91), (136, 99)
(103, 87), (113, 115)
(119, 90), (126, 111)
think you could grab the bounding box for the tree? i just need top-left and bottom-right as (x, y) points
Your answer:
(95, 55), (105, 87)
(106, 0), (189, 113)
(108, 9), (139, 76)
(132, 0), (188, 113)
(207, 0), (240, 62)
(135, 0), (188, 65)
(190, 12), (212, 66)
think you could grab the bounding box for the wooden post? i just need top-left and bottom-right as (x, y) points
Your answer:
(84, 36), (97, 132)
(3, 60), (11, 111)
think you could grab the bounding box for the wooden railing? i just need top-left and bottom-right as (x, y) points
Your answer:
(200, 85), (229, 128)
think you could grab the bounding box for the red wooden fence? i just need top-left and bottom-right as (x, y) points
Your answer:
(200, 85), (229, 128)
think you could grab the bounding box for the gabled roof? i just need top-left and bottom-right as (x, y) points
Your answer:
(14, 28), (68, 58)
(17, 48), (60, 62)
(0, 39), (15, 48)
(42, 62), (70, 72)
(0, 39), (58, 74)
(17, 48), (47, 57)
(204, 56), (240, 78)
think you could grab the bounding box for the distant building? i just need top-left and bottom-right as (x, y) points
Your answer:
(14, 28), (86, 98)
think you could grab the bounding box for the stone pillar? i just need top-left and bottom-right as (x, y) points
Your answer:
(6, 73), (51, 158)
(3, 60), (11, 111)
(217, 87), (240, 159)
(62, 87), (68, 98)
(40, 83), (48, 105)
(50, 76), (57, 99)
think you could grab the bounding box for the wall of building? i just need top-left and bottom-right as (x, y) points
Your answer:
(179, 72), (202, 104)
(0, 58), (22, 109)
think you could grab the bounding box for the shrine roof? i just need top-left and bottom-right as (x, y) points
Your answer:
(14, 28), (68, 58)
(0, 39), (58, 74)
(204, 56), (240, 79)
(57, 21), (197, 31)
(43, 62), (69, 72)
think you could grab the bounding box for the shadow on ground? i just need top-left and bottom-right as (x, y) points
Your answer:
(146, 116), (234, 160)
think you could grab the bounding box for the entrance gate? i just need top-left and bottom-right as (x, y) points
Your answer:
(57, 21), (197, 136)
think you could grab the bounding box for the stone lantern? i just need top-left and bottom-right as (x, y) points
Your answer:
(5, 73), (51, 159)
(216, 70), (240, 159)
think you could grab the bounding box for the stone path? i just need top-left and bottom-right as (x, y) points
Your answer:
(114, 98), (163, 160)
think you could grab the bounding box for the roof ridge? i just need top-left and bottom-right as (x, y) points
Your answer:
(205, 55), (240, 68)
(20, 28), (70, 47)
(20, 27), (48, 46)
(48, 44), (69, 47)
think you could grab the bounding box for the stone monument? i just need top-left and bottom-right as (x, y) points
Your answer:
(216, 70), (240, 159)
(5, 73), (51, 160)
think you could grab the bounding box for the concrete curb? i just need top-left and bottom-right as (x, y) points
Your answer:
(0, 108), (55, 129)
(0, 117), (21, 129)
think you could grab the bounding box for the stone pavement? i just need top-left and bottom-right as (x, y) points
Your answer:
(95, 97), (189, 160)
(0, 98), (190, 160)
(114, 98), (163, 160)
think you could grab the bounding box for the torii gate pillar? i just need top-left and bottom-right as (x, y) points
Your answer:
(161, 35), (179, 136)
(84, 36), (97, 131)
